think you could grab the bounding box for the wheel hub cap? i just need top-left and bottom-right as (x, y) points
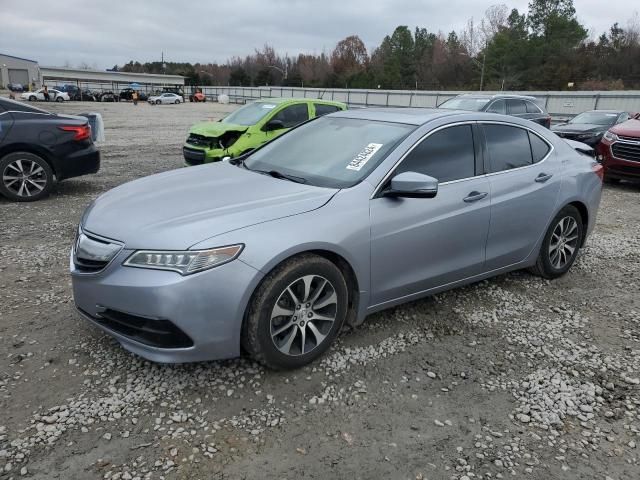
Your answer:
(548, 216), (579, 269)
(2, 159), (47, 198)
(269, 274), (338, 357)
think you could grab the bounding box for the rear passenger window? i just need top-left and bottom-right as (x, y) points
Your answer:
(486, 100), (506, 114)
(526, 101), (542, 113)
(483, 125), (533, 172)
(314, 104), (341, 116)
(528, 132), (551, 163)
(507, 99), (526, 115)
(396, 125), (475, 183)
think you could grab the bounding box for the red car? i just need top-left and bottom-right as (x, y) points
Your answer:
(598, 113), (640, 183)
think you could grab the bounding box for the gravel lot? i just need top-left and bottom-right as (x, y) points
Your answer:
(1, 100), (639, 480)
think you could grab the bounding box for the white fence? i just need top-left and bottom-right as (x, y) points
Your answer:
(195, 86), (640, 118)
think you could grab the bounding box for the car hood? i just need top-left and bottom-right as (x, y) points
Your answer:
(552, 123), (607, 134)
(189, 121), (248, 137)
(82, 163), (337, 250)
(609, 119), (640, 137)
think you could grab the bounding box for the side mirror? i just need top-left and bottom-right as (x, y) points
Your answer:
(383, 171), (438, 199)
(264, 119), (285, 131)
(221, 156), (231, 162)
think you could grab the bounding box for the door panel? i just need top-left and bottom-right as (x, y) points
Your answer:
(483, 125), (562, 269)
(370, 177), (491, 305)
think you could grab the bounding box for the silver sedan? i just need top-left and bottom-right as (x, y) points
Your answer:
(148, 93), (183, 105)
(71, 108), (603, 369)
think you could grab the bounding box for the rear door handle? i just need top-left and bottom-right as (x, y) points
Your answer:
(463, 191), (488, 203)
(535, 173), (553, 183)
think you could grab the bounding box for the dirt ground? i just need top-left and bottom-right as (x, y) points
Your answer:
(0, 100), (639, 480)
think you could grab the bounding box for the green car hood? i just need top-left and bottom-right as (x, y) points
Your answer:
(189, 121), (248, 137)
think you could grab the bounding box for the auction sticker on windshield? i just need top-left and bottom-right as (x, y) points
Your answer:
(346, 143), (383, 171)
(261, 104), (276, 109)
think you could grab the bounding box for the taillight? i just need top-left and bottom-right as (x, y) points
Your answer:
(544, 117), (552, 129)
(592, 162), (604, 181)
(59, 124), (91, 141)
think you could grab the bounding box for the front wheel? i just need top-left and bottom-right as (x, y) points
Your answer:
(174, 99), (180, 104)
(56, 97), (64, 103)
(155, 99), (161, 105)
(29, 95), (36, 101)
(243, 254), (349, 369)
(0, 152), (53, 202)
(530, 205), (583, 279)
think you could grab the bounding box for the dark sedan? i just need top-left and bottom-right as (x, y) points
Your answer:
(0, 98), (100, 201)
(552, 110), (630, 147)
(438, 94), (552, 128)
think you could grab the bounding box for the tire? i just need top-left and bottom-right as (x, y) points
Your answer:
(0, 152), (54, 202)
(174, 99), (180, 104)
(156, 100), (161, 105)
(529, 205), (583, 279)
(56, 97), (64, 103)
(29, 96), (36, 101)
(242, 254), (349, 369)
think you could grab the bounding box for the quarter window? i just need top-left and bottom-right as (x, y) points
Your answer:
(506, 99), (527, 115)
(483, 124), (533, 172)
(395, 125), (476, 183)
(314, 104), (341, 116)
(271, 104), (310, 128)
(529, 132), (551, 163)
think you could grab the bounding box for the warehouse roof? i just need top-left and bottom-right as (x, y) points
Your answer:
(0, 52), (39, 63)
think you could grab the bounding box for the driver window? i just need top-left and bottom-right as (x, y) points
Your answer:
(395, 125), (476, 183)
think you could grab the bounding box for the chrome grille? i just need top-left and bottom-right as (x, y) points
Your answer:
(617, 135), (640, 142)
(73, 228), (123, 273)
(612, 142), (640, 162)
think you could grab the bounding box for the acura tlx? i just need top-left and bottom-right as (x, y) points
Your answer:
(71, 108), (602, 369)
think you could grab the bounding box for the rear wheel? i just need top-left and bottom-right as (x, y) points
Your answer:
(0, 152), (53, 202)
(243, 254), (349, 369)
(529, 205), (583, 279)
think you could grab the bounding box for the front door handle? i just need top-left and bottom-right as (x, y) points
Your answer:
(535, 173), (553, 183)
(463, 191), (488, 203)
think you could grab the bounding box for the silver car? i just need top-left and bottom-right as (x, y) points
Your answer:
(148, 93), (182, 105)
(71, 108), (603, 369)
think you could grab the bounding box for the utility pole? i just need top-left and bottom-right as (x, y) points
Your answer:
(480, 50), (486, 91)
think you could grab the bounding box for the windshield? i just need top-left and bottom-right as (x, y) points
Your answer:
(223, 102), (278, 126)
(439, 97), (491, 111)
(569, 112), (618, 125)
(243, 116), (415, 188)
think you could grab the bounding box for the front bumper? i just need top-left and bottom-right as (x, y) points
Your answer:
(598, 141), (640, 180)
(71, 248), (264, 363)
(183, 145), (225, 166)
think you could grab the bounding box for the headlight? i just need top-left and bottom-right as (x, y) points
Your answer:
(603, 130), (619, 142)
(123, 245), (243, 275)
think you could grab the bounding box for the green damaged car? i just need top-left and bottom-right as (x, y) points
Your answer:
(183, 97), (346, 165)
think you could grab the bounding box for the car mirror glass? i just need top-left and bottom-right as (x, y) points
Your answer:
(384, 171), (438, 199)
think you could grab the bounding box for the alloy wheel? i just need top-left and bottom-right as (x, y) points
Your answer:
(548, 216), (579, 269)
(2, 159), (48, 198)
(270, 274), (338, 356)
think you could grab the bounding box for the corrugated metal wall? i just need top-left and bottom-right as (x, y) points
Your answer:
(196, 86), (640, 118)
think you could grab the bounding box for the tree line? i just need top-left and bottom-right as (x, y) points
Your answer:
(116, 0), (640, 91)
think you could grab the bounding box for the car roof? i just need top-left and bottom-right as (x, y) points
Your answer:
(453, 93), (538, 101)
(255, 97), (345, 107)
(578, 109), (625, 114)
(331, 107), (466, 125)
(330, 107), (548, 127)
(0, 97), (52, 114)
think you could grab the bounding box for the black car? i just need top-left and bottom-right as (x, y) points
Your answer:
(551, 110), (630, 147)
(97, 91), (118, 102)
(439, 94), (552, 128)
(0, 98), (100, 202)
(7, 83), (24, 92)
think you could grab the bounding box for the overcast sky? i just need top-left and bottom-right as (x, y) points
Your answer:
(0, 0), (636, 69)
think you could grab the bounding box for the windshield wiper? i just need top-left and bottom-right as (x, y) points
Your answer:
(253, 169), (307, 184)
